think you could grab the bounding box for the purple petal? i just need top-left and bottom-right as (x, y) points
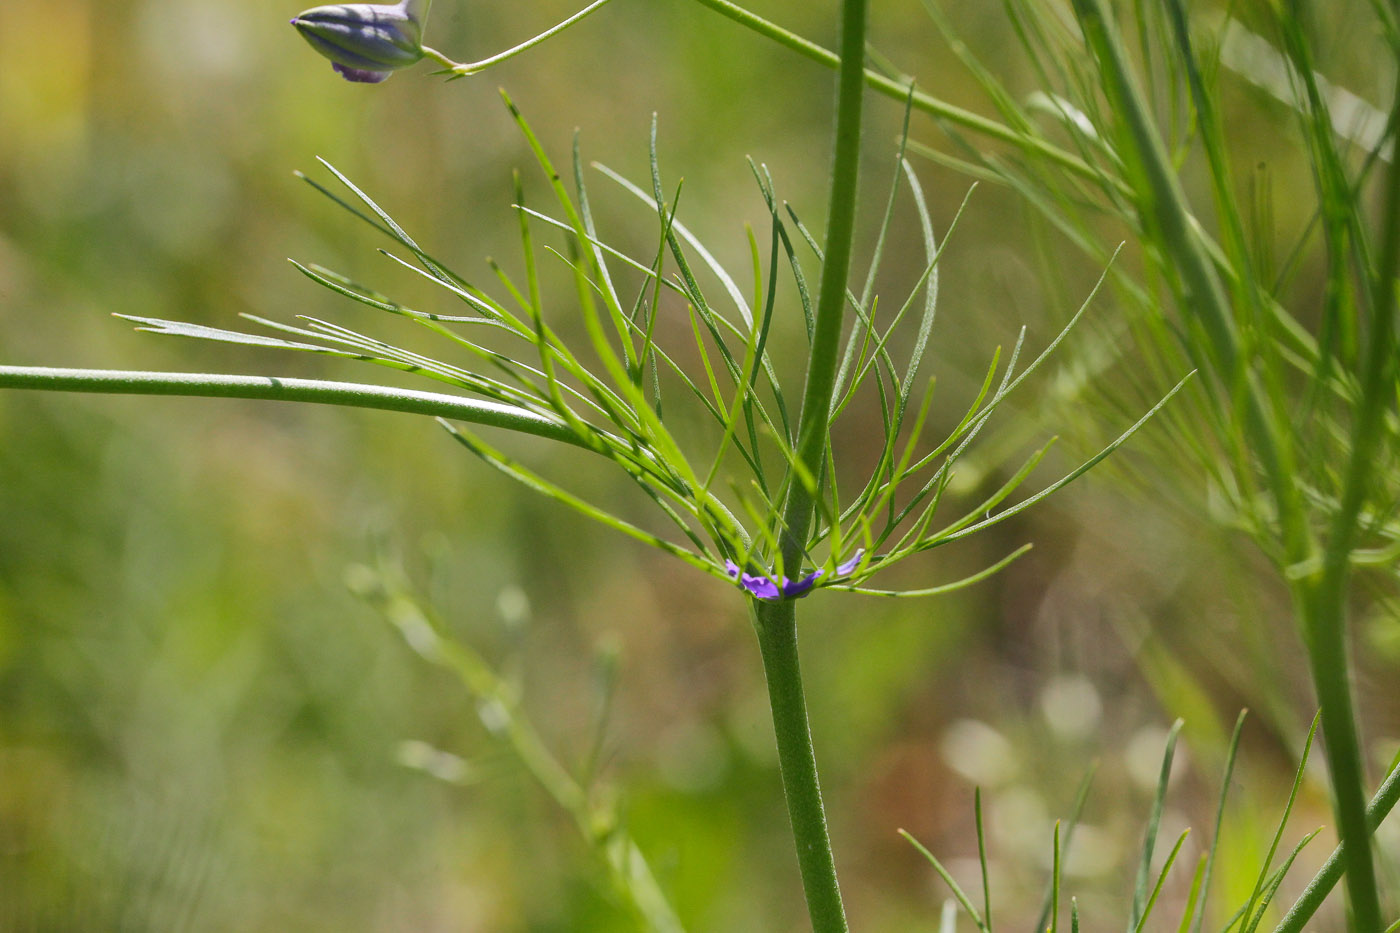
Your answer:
(728, 558), (839, 601)
(781, 570), (822, 599)
(835, 548), (866, 577)
(741, 572), (783, 601)
(727, 560), (782, 600)
(332, 62), (392, 83)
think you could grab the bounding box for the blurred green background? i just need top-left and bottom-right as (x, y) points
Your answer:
(1, 0), (1397, 929)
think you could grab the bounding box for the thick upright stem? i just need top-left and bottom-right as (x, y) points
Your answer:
(1073, 3), (1385, 921)
(1285, 11), (1400, 925)
(1296, 578), (1382, 930)
(754, 599), (847, 933)
(1276, 754), (1400, 932)
(746, 0), (866, 927)
(1298, 33), (1400, 928)
(777, 0), (869, 577)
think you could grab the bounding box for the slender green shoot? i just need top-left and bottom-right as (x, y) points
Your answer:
(1129, 719), (1183, 931)
(900, 828), (989, 932)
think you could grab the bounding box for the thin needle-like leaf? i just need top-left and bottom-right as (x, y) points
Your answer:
(1128, 719), (1184, 932)
(900, 829), (989, 932)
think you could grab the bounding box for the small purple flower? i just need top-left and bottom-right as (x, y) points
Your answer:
(291, 0), (427, 83)
(725, 550), (865, 601)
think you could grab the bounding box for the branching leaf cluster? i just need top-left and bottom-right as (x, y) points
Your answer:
(123, 93), (1163, 600)
(904, 0), (1400, 582)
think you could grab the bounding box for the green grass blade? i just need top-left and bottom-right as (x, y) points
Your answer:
(1242, 830), (1320, 933)
(572, 133), (639, 373)
(1134, 829), (1190, 933)
(1273, 748), (1400, 931)
(0, 366), (590, 448)
(1128, 719), (1184, 932)
(927, 375), (1192, 550)
(975, 788), (992, 932)
(1036, 763), (1100, 933)
(896, 171), (969, 429)
(1241, 713), (1320, 928)
(900, 828), (988, 932)
(1176, 856), (1207, 933)
(1190, 709), (1248, 933)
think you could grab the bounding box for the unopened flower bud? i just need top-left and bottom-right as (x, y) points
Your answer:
(291, 0), (428, 84)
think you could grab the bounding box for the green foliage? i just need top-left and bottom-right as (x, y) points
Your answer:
(347, 558), (687, 933)
(865, 0), (1400, 925)
(905, 717), (1400, 932)
(3, 0), (1398, 929)
(40, 89), (1169, 609)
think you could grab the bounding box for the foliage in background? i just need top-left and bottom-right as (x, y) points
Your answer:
(865, 0), (1400, 926)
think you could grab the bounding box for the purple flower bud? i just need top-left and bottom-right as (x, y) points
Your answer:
(291, 0), (427, 83)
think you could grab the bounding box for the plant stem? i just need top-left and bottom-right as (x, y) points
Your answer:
(360, 570), (687, 933)
(1287, 29), (1400, 925)
(1295, 578), (1383, 930)
(1071, 0), (1391, 923)
(0, 365), (590, 448)
(685, 0), (1116, 192)
(1275, 755), (1400, 932)
(423, 0), (616, 76)
(754, 598), (847, 933)
(777, 0), (867, 577)
(1071, 0), (1394, 925)
(748, 0), (867, 925)
(1069, 0), (1310, 557)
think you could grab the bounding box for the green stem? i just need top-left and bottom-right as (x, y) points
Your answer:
(745, 1), (868, 928)
(685, 0), (1117, 193)
(0, 365), (755, 555)
(1295, 578), (1383, 930)
(423, 0), (616, 76)
(363, 573), (687, 933)
(777, 0), (867, 577)
(753, 599), (847, 933)
(1069, 0), (1310, 557)
(1287, 25), (1400, 926)
(0, 365), (589, 448)
(1275, 756), (1400, 932)
(1072, 0), (1394, 925)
